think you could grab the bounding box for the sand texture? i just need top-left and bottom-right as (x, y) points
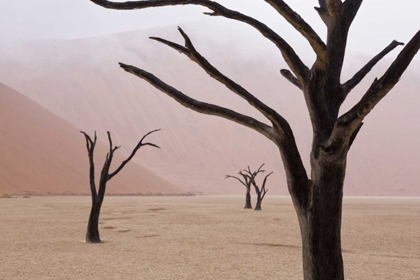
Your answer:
(0, 83), (180, 195)
(0, 196), (419, 279)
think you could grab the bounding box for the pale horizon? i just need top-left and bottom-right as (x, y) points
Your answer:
(1, 0), (419, 57)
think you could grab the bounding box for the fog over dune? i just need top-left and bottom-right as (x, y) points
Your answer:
(0, 83), (181, 195)
(0, 23), (418, 196)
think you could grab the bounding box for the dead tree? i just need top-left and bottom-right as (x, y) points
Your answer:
(243, 165), (273, 211)
(81, 129), (160, 243)
(225, 171), (253, 209)
(89, 1), (420, 278)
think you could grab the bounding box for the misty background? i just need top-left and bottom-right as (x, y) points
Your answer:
(1, 0), (419, 58)
(0, 1), (419, 196)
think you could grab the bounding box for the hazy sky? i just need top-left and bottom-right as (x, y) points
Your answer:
(0, 0), (419, 56)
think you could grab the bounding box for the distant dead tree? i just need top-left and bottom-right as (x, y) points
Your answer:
(81, 129), (160, 243)
(226, 164), (272, 210)
(89, 1), (419, 278)
(243, 165), (273, 211)
(225, 170), (254, 209)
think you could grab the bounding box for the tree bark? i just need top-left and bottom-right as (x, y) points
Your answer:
(86, 199), (103, 243)
(244, 187), (252, 209)
(254, 196), (262, 211)
(296, 158), (346, 280)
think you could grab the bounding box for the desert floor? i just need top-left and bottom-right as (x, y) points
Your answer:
(1, 196), (419, 279)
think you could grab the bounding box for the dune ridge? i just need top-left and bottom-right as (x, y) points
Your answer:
(0, 83), (181, 195)
(0, 26), (419, 196)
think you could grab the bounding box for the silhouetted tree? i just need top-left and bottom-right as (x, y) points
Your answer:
(226, 164), (264, 209)
(89, 1), (420, 278)
(81, 129), (160, 243)
(243, 165), (273, 211)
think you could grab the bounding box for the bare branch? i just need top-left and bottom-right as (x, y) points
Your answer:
(150, 27), (289, 131)
(243, 164), (265, 179)
(238, 171), (250, 186)
(112, 146), (121, 153)
(264, 0), (327, 56)
(107, 131), (114, 155)
(108, 129), (161, 181)
(118, 62), (276, 142)
(255, 163), (265, 175)
(320, 1), (362, 100)
(149, 36), (189, 54)
(280, 69), (303, 90)
(225, 175), (247, 187)
(328, 30), (420, 152)
(314, 1), (329, 25)
(261, 172), (273, 190)
(89, 0), (310, 81)
(342, 0), (363, 28)
(343, 40), (404, 95)
(80, 131), (98, 199)
(81, 131), (93, 151)
(261, 171), (273, 200)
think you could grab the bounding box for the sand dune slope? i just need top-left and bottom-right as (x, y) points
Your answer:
(0, 83), (180, 195)
(0, 26), (419, 195)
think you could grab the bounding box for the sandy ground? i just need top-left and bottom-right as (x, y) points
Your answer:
(0, 196), (419, 279)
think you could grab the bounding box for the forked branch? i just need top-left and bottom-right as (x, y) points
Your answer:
(150, 27), (289, 131)
(225, 174), (247, 187)
(280, 69), (303, 90)
(108, 129), (161, 181)
(243, 163), (266, 178)
(264, 0), (326, 57)
(327, 30), (420, 153)
(260, 171), (273, 200)
(341, 30), (420, 127)
(343, 40), (405, 95)
(342, 0), (363, 28)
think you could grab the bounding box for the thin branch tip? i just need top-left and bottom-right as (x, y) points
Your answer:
(119, 62), (130, 69)
(203, 11), (218, 16)
(393, 40), (405, 46)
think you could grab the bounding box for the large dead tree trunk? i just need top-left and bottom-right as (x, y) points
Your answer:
(81, 130), (160, 243)
(89, 0), (419, 278)
(297, 160), (346, 279)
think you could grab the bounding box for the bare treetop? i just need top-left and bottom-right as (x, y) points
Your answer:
(81, 129), (160, 243)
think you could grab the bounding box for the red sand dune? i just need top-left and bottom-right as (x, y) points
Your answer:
(0, 26), (419, 196)
(0, 83), (180, 195)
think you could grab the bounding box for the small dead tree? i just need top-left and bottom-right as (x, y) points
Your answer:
(225, 171), (253, 209)
(81, 129), (160, 243)
(243, 165), (273, 211)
